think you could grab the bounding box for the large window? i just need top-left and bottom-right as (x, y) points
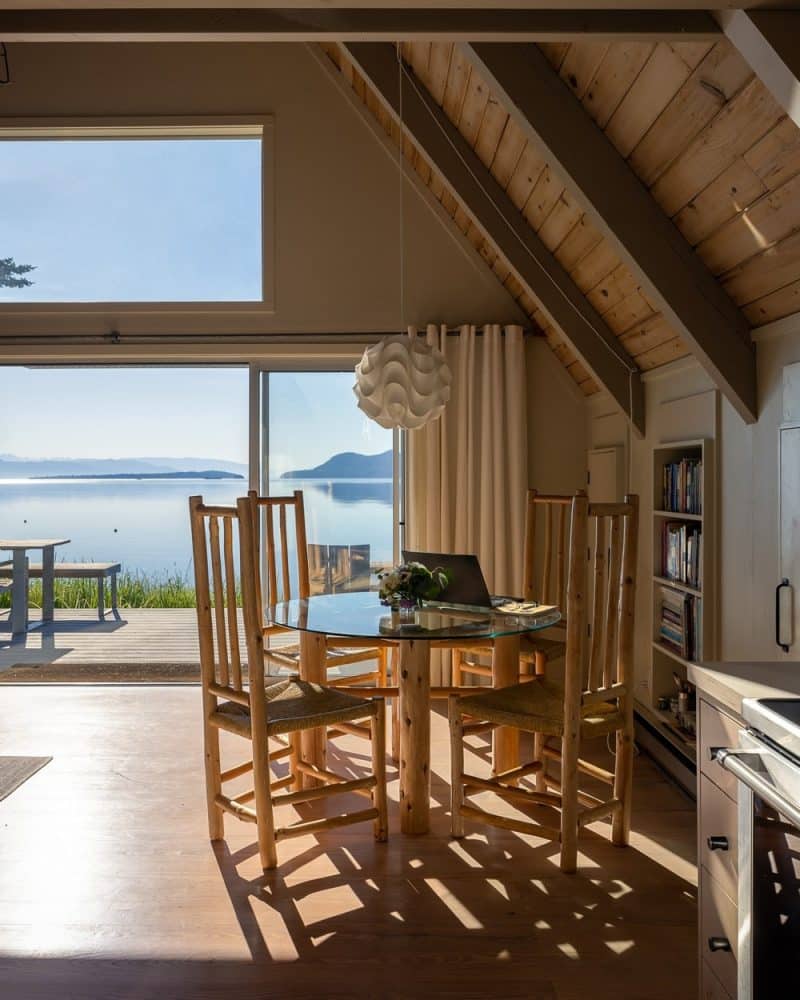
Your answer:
(0, 121), (269, 305)
(260, 370), (396, 593)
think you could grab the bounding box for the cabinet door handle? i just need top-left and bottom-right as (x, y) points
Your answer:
(776, 578), (791, 652)
(707, 835), (729, 852)
(708, 937), (732, 953)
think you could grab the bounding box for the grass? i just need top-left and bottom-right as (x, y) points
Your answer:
(0, 570), (197, 610)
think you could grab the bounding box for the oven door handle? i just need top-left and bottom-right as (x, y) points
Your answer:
(714, 748), (800, 829)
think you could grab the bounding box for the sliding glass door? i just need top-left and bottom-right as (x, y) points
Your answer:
(256, 369), (397, 595)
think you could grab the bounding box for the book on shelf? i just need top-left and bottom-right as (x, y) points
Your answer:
(658, 585), (702, 661)
(661, 457), (702, 514)
(661, 520), (702, 588)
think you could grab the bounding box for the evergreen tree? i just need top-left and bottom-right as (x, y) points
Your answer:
(0, 257), (35, 288)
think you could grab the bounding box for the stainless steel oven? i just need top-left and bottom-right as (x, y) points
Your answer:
(714, 699), (800, 999)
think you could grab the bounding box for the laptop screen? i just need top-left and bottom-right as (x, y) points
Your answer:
(401, 550), (492, 608)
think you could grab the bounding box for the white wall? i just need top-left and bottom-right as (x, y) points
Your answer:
(526, 338), (588, 493)
(0, 42), (523, 338)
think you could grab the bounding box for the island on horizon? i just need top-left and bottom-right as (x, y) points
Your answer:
(281, 449), (392, 480)
(32, 470), (244, 481)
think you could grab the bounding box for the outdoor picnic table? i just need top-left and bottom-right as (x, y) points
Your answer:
(0, 539), (70, 635)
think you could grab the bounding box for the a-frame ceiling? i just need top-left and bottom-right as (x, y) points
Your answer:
(322, 36), (800, 417)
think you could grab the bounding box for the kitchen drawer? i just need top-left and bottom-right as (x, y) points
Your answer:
(700, 871), (738, 999)
(699, 699), (740, 801)
(700, 774), (738, 903)
(701, 959), (733, 1000)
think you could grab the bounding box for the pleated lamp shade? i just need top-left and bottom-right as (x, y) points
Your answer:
(353, 332), (452, 430)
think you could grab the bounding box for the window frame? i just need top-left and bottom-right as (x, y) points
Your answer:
(0, 114), (275, 316)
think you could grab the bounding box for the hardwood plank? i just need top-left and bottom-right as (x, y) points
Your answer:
(628, 41), (752, 188)
(582, 42), (655, 130)
(489, 116), (528, 189)
(572, 241), (621, 293)
(603, 294), (659, 337)
(743, 277), (800, 325)
(744, 116), (800, 191)
(586, 263), (641, 316)
(473, 94), (509, 167)
(651, 75), (783, 217)
(618, 313), (676, 358)
(605, 43), (693, 158)
(671, 40), (716, 71)
(522, 164), (567, 233)
(673, 158), (767, 246)
(426, 41), (452, 105)
(456, 66), (490, 146)
(635, 336), (689, 370)
(538, 190), (583, 252)
(723, 229), (800, 304)
(505, 143), (547, 211)
(441, 44), (471, 121)
(554, 215), (604, 271)
(697, 171), (800, 273)
(559, 40), (610, 100)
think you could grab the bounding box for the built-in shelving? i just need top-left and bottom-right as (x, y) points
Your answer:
(640, 439), (715, 765)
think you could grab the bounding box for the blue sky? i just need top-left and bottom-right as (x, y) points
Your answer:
(0, 138), (262, 301)
(0, 367), (391, 471)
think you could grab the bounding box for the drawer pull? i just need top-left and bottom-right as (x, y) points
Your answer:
(707, 835), (729, 852)
(708, 937), (732, 953)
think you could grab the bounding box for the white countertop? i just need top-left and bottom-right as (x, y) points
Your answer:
(688, 661), (800, 718)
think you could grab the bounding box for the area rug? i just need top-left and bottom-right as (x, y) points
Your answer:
(0, 756), (51, 802)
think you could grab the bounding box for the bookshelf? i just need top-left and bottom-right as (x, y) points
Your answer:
(646, 439), (715, 764)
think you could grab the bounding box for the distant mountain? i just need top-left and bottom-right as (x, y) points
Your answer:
(0, 455), (248, 479)
(281, 449), (393, 480)
(33, 470), (244, 481)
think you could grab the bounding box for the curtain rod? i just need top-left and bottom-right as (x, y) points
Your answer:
(0, 327), (540, 347)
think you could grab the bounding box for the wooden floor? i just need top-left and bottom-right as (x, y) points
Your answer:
(0, 685), (698, 999)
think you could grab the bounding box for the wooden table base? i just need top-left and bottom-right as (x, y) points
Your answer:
(398, 639), (431, 835)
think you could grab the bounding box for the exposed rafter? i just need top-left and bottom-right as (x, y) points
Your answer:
(717, 11), (800, 130)
(463, 42), (758, 425)
(0, 8), (720, 43)
(343, 41), (644, 434)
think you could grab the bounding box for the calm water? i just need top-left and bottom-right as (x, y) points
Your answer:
(0, 478), (394, 578)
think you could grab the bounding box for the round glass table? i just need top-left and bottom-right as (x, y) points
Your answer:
(269, 591), (561, 835)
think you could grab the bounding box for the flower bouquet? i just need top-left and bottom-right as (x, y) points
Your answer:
(377, 561), (451, 610)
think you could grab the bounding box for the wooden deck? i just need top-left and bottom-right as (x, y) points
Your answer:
(0, 684), (698, 999)
(0, 608), (207, 679)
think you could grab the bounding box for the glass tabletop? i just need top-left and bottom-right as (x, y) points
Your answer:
(267, 591), (561, 640)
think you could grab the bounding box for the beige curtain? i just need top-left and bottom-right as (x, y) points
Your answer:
(407, 323), (528, 683)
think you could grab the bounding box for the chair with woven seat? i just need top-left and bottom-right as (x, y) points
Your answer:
(448, 492), (638, 873)
(451, 489), (579, 687)
(248, 489), (393, 692)
(189, 494), (388, 872)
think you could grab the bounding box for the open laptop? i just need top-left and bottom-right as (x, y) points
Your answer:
(403, 550), (549, 615)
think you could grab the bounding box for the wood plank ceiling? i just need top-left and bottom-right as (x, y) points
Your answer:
(323, 38), (800, 397)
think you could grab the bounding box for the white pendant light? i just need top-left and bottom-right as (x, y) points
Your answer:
(353, 329), (451, 430)
(352, 46), (451, 431)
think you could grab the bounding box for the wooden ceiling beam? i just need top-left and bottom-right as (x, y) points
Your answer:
(464, 42), (758, 425)
(343, 41), (644, 434)
(717, 11), (800, 130)
(0, 9), (720, 43)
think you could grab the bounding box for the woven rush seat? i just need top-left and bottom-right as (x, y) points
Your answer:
(214, 677), (378, 736)
(459, 680), (623, 740)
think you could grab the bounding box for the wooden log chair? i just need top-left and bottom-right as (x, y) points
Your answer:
(448, 493), (639, 873)
(451, 490), (579, 687)
(247, 489), (397, 746)
(189, 494), (388, 872)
